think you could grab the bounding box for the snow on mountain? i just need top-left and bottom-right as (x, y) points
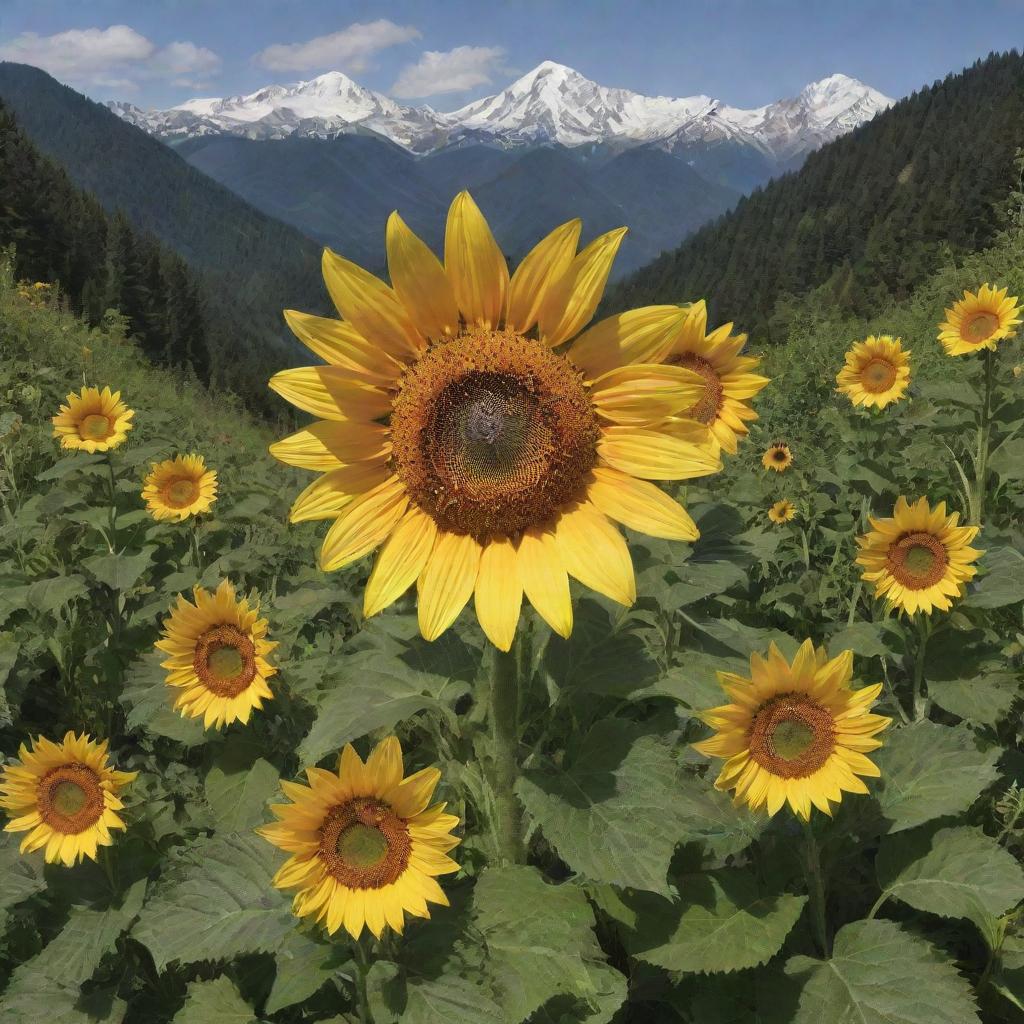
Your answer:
(107, 63), (892, 161)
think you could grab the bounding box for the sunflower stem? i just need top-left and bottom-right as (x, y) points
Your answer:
(489, 642), (524, 865)
(189, 518), (204, 576)
(801, 818), (830, 957)
(351, 934), (375, 1024)
(911, 613), (933, 721)
(105, 453), (118, 554)
(970, 348), (995, 525)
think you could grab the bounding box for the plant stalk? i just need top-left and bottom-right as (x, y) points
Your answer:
(911, 613), (932, 721)
(802, 818), (830, 957)
(351, 935), (374, 1024)
(970, 348), (995, 525)
(489, 643), (524, 865)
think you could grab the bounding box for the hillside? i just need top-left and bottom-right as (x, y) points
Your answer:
(607, 50), (1024, 339)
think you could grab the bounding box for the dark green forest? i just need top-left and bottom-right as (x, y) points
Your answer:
(607, 51), (1024, 339)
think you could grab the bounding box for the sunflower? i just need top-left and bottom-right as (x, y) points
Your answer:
(156, 580), (277, 728)
(855, 496), (982, 615)
(268, 191), (724, 650)
(664, 301), (769, 454)
(938, 284), (1022, 356)
(836, 335), (911, 409)
(0, 732), (136, 865)
(142, 454), (218, 521)
(52, 386), (134, 453)
(762, 442), (792, 473)
(768, 499), (796, 524)
(694, 641), (891, 819)
(259, 735), (460, 940)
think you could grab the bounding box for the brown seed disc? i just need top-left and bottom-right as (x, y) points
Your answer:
(390, 329), (600, 539)
(318, 797), (412, 889)
(886, 530), (949, 589)
(674, 354), (724, 424)
(163, 478), (200, 508)
(748, 693), (836, 778)
(192, 624), (257, 696)
(860, 357), (898, 393)
(37, 763), (105, 834)
(963, 312), (999, 343)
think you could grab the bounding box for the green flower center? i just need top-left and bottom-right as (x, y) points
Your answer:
(337, 823), (389, 869)
(51, 780), (87, 816)
(770, 719), (815, 760)
(965, 312), (999, 342)
(207, 645), (245, 681)
(166, 479), (199, 507)
(80, 414), (111, 440)
(904, 544), (936, 576)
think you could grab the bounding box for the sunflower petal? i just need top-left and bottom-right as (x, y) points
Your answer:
(319, 477), (408, 572)
(364, 506), (438, 617)
(506, 219), (582, 333)
(289, 462), (391, 523)
(586, 466), (698, 541)
(598, 425), (722, 480)
(283, 309), (403, 385)
(270, 421), (390, 471)
(417, 531), (482, 641)
(269, 366), (392, 421)
(554, 502), (635, 606)
(474, 537), (523, 652)
(387, 211), (459, 340)
(445, 191), (508, 330)
(567, 305), (690, 380)
(517, 527), (572, 638)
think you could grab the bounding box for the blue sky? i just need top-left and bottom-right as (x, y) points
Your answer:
(1, 0), (1023, 109)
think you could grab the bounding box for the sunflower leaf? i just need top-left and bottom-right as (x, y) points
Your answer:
(131, 833), (295, 970)
(173, 976), (255, 1024)
(0, 834), (45, 919)
(265, 929), (343, 1014)
(785, 919), (980, 1023)
(963, 547), (1024, 608)
(624, 868), (806, 974)
(204, 742), (280, 834)
(81, 546), (155, 592)
(120, 653), (207, 747)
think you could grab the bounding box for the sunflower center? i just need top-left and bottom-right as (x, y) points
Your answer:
(37, 764), (104, 834)
(80, 414), (112, 441)
(319, 797), (412, 889)
(748, 693), (835, 778)
(773, 448), (787, 462)
(887, 531), (949, 589)
(860, 357), (898, 393)
(391, 329), (600, 539)
(165, 478), (199, 508)
(964, 312), (999, 343)
(193, 624), (257, 696)
(675, 354), (724, 425)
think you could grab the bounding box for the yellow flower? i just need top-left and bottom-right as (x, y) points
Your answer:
(259, 735), (460, 940)
(768, 499), (796, 524)
(694, 641), (890, 819)
(938, 284), (1022, 356)
(836, 335), (911, 409)
(0, 732), (136, 865)
(665, 301), (769, 454)
(268, 191), (724, 649)
(855, 496), (982, 615)
(51, 386), (134, 453)
(762, 442), (792, 473)
(156, 580), (277, 729)
(142, 454), (218, 521)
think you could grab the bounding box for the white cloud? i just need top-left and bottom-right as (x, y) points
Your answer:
(391, 45), (506, 99)
(154, 41), (221, 77)
(255, 20), (420, 73)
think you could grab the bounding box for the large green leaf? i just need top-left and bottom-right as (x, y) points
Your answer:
(204, 741), (280, 833)
(927, 670), (1020, 727)
(0, 632), (17, 726)
(786, 919), (980, 1023)
(120, 654), (207, 746)
(265, 929), (342, 1014)
(398, 973), (505, 1024)
(0, 835), (45, 918)
(82, 547), (155, 591)
(173, 976), (255, 1024)
(132, 833), (295, 970)
(25, 574), (88, 614)
(876, 826), (1024, 937)
(673, 773), (766, 859)
(517, 720), (692, 893)
(872, 721), (1000, 833)
(963, 548), (1024, 608)
(626, 869), (806, 974)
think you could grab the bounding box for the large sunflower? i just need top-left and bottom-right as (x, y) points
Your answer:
(762, 442), (792, 473)
(269, 191), (723, 649)
(156, 580), (277, 728)
(142, 454), (218, 521)
(664, 301), (769, 453)
(855, 496), (982, 615)
(768, 499), (796, 524)
(836, 335), (911, 409)
(0, 732), (136, 865)
(52, 386), (134, 453)
(259, 735), (460, 940)
(938, 284), (1022, 356)
(694, 641), (891, 819)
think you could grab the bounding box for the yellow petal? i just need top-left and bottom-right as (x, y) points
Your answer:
(538, 227), (627, 347)
(598, 425), (722, 480)
(289, 462), (390, 522)
(445, 191), (508, 330)
(517, 527), (572, 638)
(474, 538), (523, 652)
(554, 502), (635, 606)
(568, 305), (690, 380)
(319, 477), (409, 571)
(506, 219), (582, 333)
(417, 531), (482, 641)
(322, 248), (423, 360)
(586, 466), (698, 540)
(282, 309), (403, 385)
(386, 211), (459, 340)
(269, 421), (390, 470)
(364, 506), (439, 617)
(269, 366), (392, 421)
(590, 363), (706, 423)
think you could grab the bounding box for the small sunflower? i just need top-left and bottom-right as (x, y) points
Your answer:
(855, 496), (982, 615)
(665, 301), (770, 454)
(0, 732), (136, 865)
(156, 580), (277, 729)
(142, 454), (218, 521)
(762, 442), (793, 473)
(768, 499), (796, 524)
(694, 641), (891, 819)
(52, 386), (134, 453)
(259, 735), (460, 940)
(269, 191), (724, 650)
(836, 335), (911, 409)
(938, 284), (1022, 356)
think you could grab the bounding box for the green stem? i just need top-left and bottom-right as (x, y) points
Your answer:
(189, 519), (204, 575)
(970, 348), (995, 525)
(351, 935), (374, 1024)
(489, 644), (524, 865)
(867, 891), (889, 920)
(911, 614), (932, 721)
(802, 818), (830, 957)
(105, 454), (118, 554)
